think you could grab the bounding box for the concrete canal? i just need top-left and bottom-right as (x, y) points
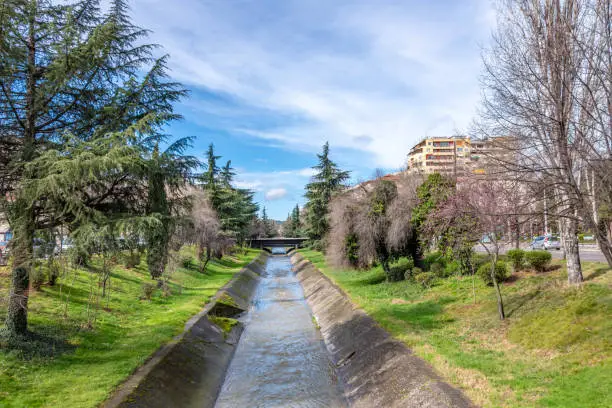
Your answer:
(214, 251), (346, 408)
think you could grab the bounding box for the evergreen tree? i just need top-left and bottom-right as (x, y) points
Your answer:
(0, 0), (184, 336)
(145, 137), (199, 280)
(304, 142), (350, 247)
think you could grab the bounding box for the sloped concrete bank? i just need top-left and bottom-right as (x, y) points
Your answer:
(102, 253), (268, 408)
(290, 253), (475, 408)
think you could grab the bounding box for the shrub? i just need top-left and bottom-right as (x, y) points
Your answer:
(181, 255), (195, 269)
(408, 266), (423, 281)
(140, 282), (156, 300)
(472, 253), (489, 270)
(506, 249), (525, 272)
(429, 262), (447, 278)
(424, 251), (446, 271)
(31, 266), (45, 290)
(388, 257), (414, 281)
(525, 250), (552, 272)
(47, 259), (61, 286)
(444, 260), (461, 276)
(414, 271), (436, 288)
(477, 261), (509, 286)
(125, 252), (141, 269)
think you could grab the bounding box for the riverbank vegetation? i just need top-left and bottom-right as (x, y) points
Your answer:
(0, 3), (265, 406)
(0, 246), (259, 407)
(299, 249), (612, 408)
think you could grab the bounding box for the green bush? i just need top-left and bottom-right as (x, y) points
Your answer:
(388, 257), (414, 282)
(408, 266), (423, 280)
(47, 259), (61, 286)
(506, 249), (525, 272)
(414, 271), (436, 288)
(424, 251), (446, 271)
(125, 252), (141, 269)
(181, 255), (195, 269)
(31, 266), (45, 290)
(472, 253), (489, 270)
(444, 260), (461, 276)
(429, 262), (448, 278)
(525, 250), (552, 272)
(477, 261), (509, 286)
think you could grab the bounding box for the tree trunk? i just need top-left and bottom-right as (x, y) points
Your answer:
(5, 7), (37, 336)
(561, 218), (583, 284)
(490, 249), (505, 320)
(5, 205), (35, 336)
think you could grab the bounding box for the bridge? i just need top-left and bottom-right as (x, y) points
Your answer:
(249, 237), (307, 250)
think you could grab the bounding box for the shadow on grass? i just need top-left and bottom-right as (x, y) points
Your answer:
(585, 267), (609, 281)
(506, 288), (542, 318)
(0, 326), (76, 360)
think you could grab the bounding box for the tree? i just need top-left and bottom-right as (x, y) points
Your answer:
(412, 173), (455, 246)
(327, 173), (421, 281)
(0, 0), (184, 336)
(429, 177), (520, 320)
(304, 142), (350, 247)
(291, 204), (302, 236)
(261, 207), (277, 238)
(145, 137), (199, 280)
(476, 0), (612, 283)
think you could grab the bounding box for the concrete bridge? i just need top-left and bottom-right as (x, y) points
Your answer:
(249, 237), (307, 251)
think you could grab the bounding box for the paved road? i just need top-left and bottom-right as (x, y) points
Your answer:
(475, 244), (608, 263)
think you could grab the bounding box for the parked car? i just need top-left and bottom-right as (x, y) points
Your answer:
(54, 238), (74, 255)
(530, 235), (561, 250)
(0, 241), (8, 265)
(33, 238), (55, 259)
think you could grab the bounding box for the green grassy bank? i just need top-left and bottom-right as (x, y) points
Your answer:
(0, 247), (260, 408)
(299, 250), (612, 408)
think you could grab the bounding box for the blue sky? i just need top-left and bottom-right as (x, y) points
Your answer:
(128, 0), (496, 220)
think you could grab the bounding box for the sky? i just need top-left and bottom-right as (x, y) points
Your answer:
(128, 0), (496, 220)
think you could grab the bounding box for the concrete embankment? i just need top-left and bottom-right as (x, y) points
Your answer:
(102, 253), (268, 408)
(290, 252), (475, 408)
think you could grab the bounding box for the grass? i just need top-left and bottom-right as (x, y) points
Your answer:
(0, 247), (260, 408)
(299, 249), (612, 408)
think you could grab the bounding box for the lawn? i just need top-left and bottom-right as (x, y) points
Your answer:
(299, 249), (612, 408)
(0, 247), (260, 408)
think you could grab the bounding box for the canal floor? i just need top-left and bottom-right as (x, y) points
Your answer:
(214, 254), (346, 408)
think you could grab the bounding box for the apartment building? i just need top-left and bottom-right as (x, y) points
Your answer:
(407, 136), (471, 176)
(407, 136), (512, 175)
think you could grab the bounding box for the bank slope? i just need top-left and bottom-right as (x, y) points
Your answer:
(298, 249), (612, 408)
(0, 248), (260, 408)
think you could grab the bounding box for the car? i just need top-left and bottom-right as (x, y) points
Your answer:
(530, 235), (561, 250)
(543, 235), (561, 250)
(54, 238), (74, 255)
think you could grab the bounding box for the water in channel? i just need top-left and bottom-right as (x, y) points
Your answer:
(214, 250), (346, 408)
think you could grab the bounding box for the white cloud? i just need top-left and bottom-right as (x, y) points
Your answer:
(264, 188), (288, 201)
(132, 0), (494, 168)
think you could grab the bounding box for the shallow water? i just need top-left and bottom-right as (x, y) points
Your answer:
(214, 254), (346, 408)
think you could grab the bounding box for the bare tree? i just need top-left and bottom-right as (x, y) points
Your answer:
(475, 0), (612, 284)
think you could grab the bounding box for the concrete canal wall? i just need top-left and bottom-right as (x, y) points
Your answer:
(102, 253), (268, 408)
(290, 252), (475, 408)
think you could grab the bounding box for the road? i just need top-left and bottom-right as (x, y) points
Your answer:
(475, 244), (608, 263)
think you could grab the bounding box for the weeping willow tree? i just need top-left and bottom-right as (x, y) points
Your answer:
(0, 0), (184, 337)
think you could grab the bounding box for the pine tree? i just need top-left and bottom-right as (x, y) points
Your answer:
(0, 0), (184, 336)
(304, 142), (350, 247)
(290, 204), (302, 236)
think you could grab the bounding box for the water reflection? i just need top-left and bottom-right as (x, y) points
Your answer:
(214, 255), (346, 408)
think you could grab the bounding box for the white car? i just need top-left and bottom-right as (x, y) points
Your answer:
(530, 235), (561, 250)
